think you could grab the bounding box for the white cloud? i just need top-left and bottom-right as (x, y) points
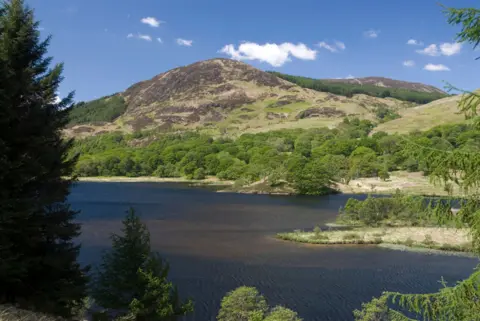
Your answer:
(403, 60), (415, 67)
(416, 44), (440, 56)
(127, 33), (152, 42)
(335, 41), (346, 50)
(345, 74), (355, 79)
(177, 38), (193, 46)
(407, 39), (423, 46)
(416, 42), (462, 57)
(440, 42), (462, 56)
(364, 29), (379, 38)
(423, 63), (450, 71)
(317, 40), (346, 53)
(138, 34), (152, 41)
(317, 41), (337, 52)
(219, 42), (317, 67)
(141, 17), (163, 28)
(157, 38), (163, 44)
(54, 95), (61, 104)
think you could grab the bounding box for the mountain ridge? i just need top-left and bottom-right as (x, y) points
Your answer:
(322, 76), (446, 94)
(66, 58), (448, 138)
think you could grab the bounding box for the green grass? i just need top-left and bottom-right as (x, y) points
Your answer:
(277, 226), (472, 253)
(373, 95), (466, 134)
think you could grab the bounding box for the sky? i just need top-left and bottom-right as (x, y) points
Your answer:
(28, 0), (479, 102)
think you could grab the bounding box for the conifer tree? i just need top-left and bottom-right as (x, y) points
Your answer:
(92, 208), (193, 320)
(355, 5), (480, 321)
(0, 0), (88, 317)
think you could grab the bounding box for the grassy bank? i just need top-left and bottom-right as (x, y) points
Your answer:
(76, 176), (234, 186)
(336, 171), (465, 197)
(277, 227), (473, 255)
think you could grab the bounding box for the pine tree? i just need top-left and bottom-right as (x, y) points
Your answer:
(92, 208), (193, 320)
(355, 5), (480, 320)
(0, 0), (88, 317)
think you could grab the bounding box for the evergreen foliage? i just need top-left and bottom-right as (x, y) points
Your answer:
(92, 208), (193, 320)
(0, 0), (88, 317)
(268, 72), (447, 104)
(355, 4), (480, 320)
(67, 95), (127, 126)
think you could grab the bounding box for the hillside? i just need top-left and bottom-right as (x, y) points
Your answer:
(270, 72), (448, 104)
(373, 94), (466, 134)
(324, 76), (445, 94)
(65, 59), (414, 138)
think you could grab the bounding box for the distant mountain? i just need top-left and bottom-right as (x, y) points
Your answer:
(270, 72), (448, 104)
(66, 59), (417, 138)
(323, 76), (446, 94)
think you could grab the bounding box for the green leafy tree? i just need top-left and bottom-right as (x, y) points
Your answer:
(92, 208), (192, 319)
(263, 307), (302, 321)
(292, 160), (335, 195)
(0, 0), (88, 317)
(217, 287), (268, 321)
(355, 5), (480, 319)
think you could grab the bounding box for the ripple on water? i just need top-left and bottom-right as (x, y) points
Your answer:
(72, 182), (478, 321)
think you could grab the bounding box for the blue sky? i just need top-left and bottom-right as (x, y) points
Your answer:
(29, 0), (479, 102)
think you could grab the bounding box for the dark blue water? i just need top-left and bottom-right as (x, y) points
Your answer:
(71, 182), (478, 321)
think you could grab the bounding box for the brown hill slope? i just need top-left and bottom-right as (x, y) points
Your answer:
(66, 59), (414, 137)
(323, 77), (446, 94)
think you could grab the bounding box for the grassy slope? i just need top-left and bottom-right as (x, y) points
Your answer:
(373, 94), (466, 134)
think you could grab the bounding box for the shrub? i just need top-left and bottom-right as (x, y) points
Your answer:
(217, 287), (268, 321)
(193, 168), (206, 180)
(404, 237), (414, 247)
(423, 234), (434, 246)
(264, 306), (302, 321)
(343, 233), (359, 240)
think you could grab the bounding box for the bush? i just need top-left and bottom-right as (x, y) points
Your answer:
(217, 287), (268, 321)
(264, 306), (302, 321)
(404, 237), (414, 247)
(193, 168), (206, 180)
(343, 233), (359, 240)
(423, 234), (434, 246)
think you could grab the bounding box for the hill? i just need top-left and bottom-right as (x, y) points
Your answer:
(270, 72), (448, 104)
(323, 76), (445, 94)
(373, 94), (466, 134)
(65, 59), (414, 138)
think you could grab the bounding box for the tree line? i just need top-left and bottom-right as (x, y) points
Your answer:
(71, 118), (480, 195)
(269, 71), (448, 104)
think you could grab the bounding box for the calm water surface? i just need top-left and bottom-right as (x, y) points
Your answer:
(71, 182), (479, 321)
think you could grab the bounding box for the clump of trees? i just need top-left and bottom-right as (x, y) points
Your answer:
(338, 193), (459, 227)
(67, 95), (127, 126)
(269, 72), (448, 104)
(217, 286), (301, 321)
(71, 116), (480, 195)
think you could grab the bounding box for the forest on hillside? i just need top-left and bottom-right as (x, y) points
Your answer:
(270, 71), (448, 104)
(70, 118), (480, 195)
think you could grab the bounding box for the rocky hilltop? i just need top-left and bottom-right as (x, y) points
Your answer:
(66, 59), (418, 137)
(323, 76), (446, 94)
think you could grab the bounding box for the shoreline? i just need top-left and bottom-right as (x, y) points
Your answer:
(76, 176), (234, 186)
(74, 171), (464, 197)
(277, 226), (473, 256)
